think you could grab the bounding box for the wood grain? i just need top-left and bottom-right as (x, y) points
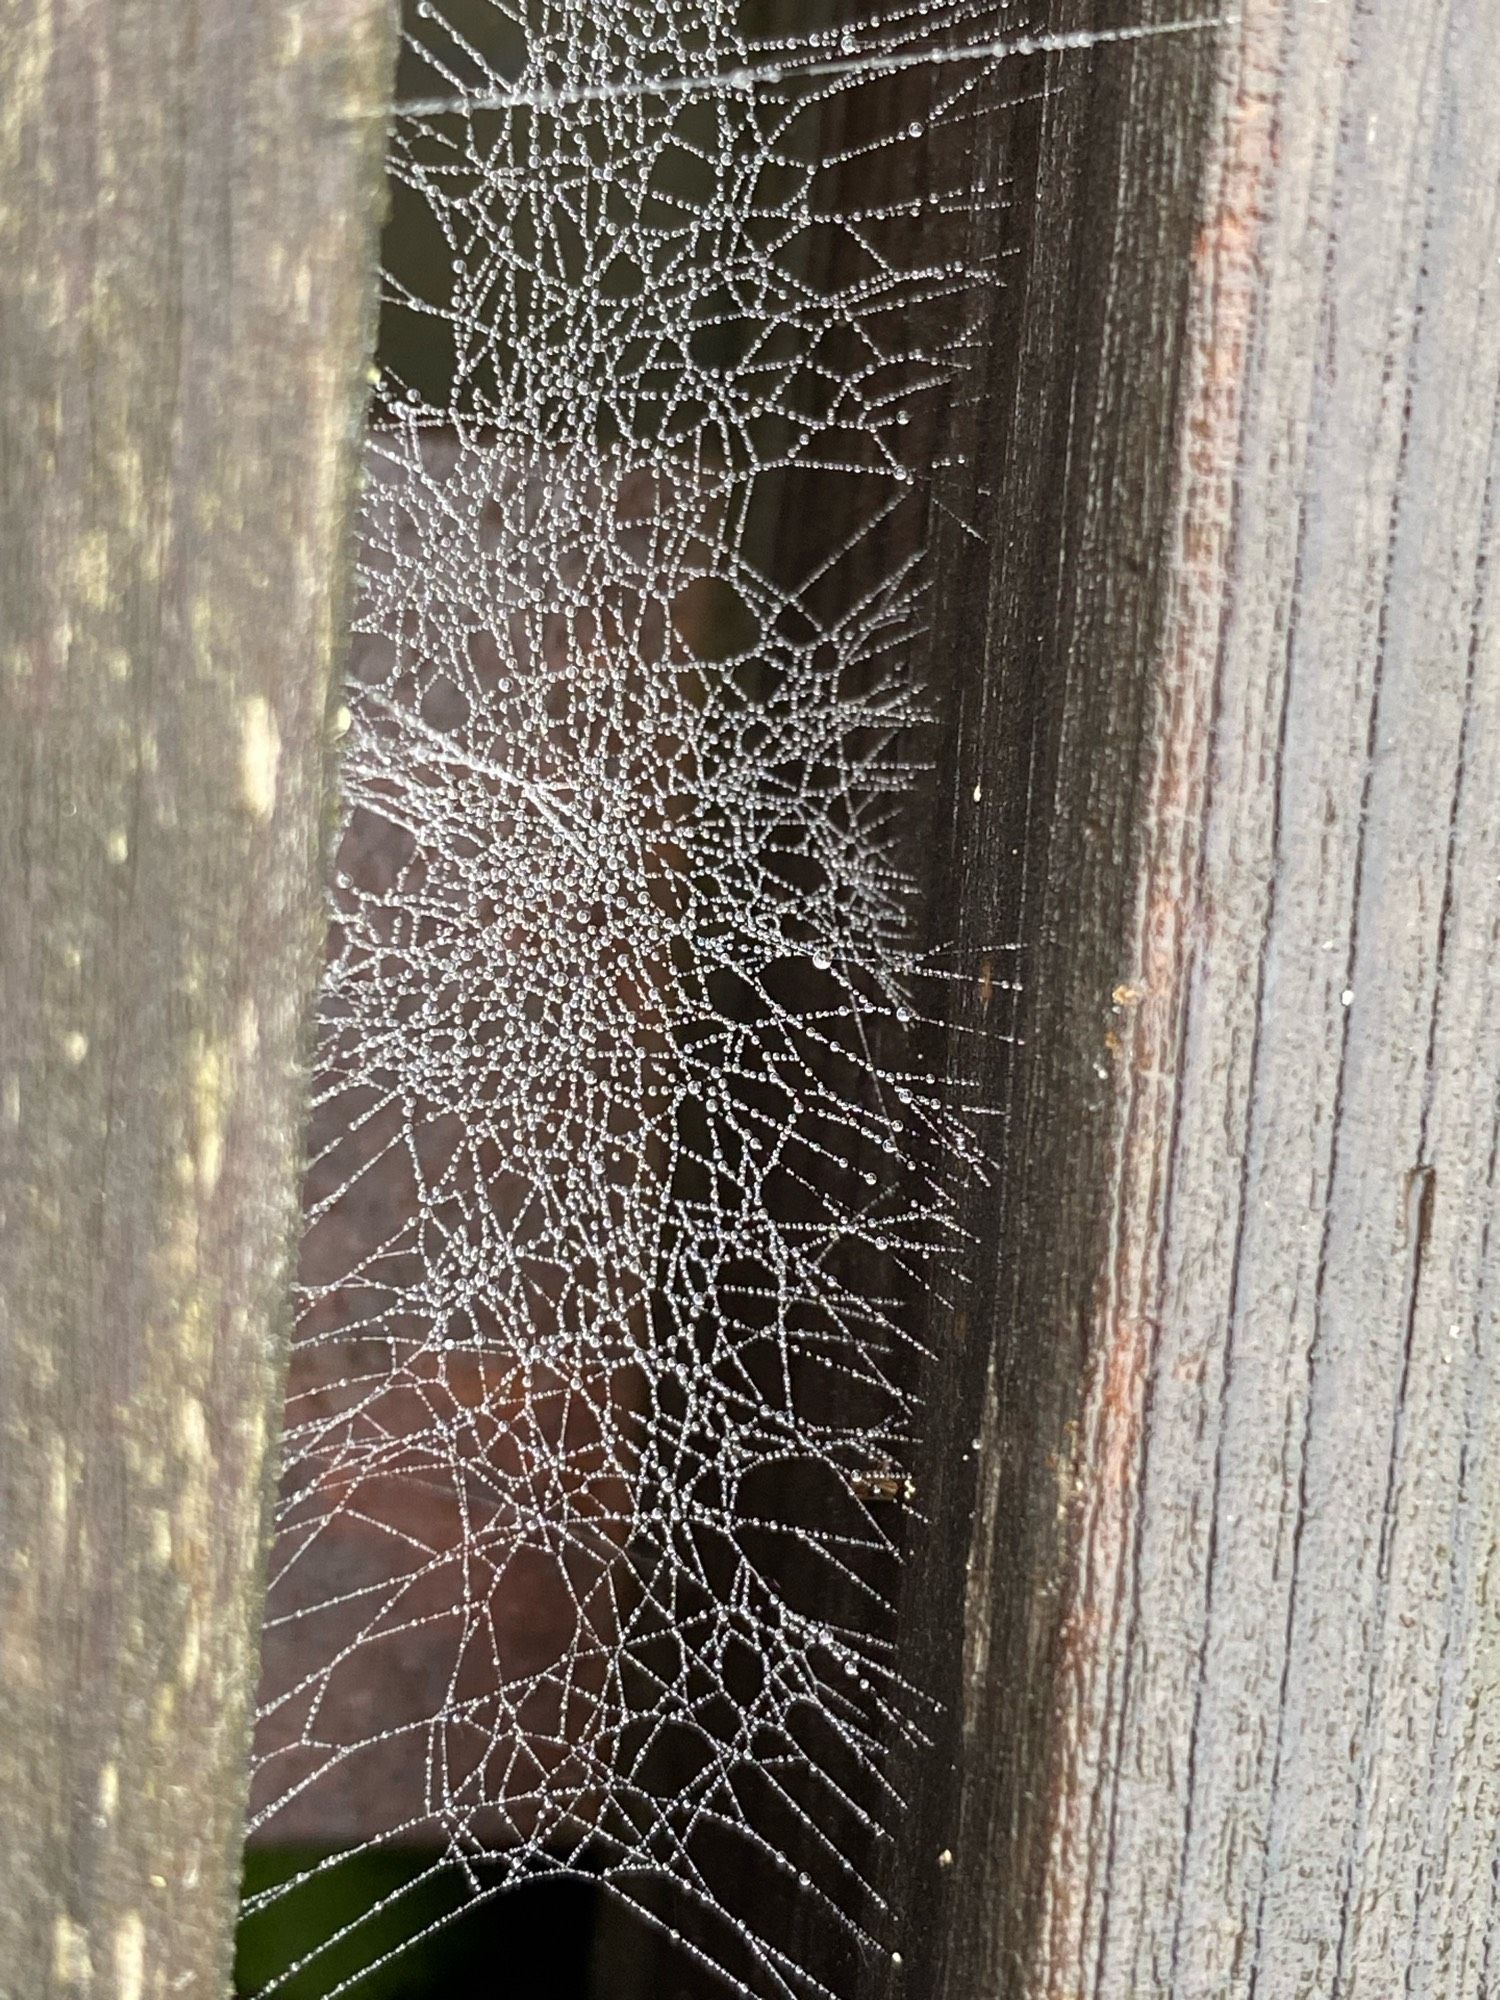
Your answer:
(0, 4), (396, 1995)
(880, 1), (1500, 1996)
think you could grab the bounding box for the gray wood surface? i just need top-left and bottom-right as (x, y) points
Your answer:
(881, 1), (1500, 1996)
(0, 4), (396, 1995)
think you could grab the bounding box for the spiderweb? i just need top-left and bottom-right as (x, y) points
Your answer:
(236, 2), (1151, 1991)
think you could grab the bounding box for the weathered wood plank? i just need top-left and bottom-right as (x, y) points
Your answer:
(879, 1), (1500, 1996)
(0, 4), (396, 1996)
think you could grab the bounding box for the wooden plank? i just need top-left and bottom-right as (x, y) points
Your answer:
(877, 1), (1500, 1996)
(0, 4), (396, 1996)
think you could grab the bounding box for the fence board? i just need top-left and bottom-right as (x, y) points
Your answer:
(0, 5), (395, 1993)
(882, 2), (1500, 1995)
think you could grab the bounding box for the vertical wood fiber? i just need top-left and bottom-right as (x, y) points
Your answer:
(0, 4), (396, 1995)
(881, 1), (1500, 1996)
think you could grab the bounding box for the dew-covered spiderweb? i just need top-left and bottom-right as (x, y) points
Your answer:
(237, 4), (1164, 1992)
